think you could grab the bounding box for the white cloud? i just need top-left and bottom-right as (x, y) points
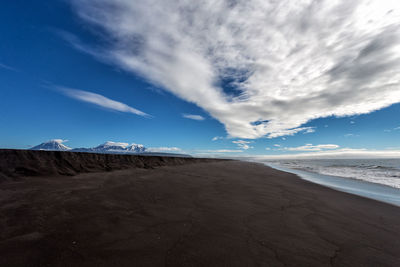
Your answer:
(70, 0), (400, 139)
(59, 86), (150, 117)
(303, 128), (316, 134)
(254, 148), (400, 159)
(182, 114), (205, 121)
(267, 127), (316, 139)
(384, 126), (400, 132)
(212, 136), (223, 141)
(274, 144), (281, 147)
(232, 140), (253, 150)
(199, 149), (243, 153)
(102, 141), (129, 147)
(147, 147), (181, 152)
(50, 139), (68, 143)
(283, 144), (340, 151)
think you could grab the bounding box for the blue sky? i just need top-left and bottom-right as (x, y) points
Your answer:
(1, 0), (400, 157)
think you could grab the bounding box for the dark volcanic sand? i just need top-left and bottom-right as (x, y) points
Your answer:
(1, 155), (400, 266)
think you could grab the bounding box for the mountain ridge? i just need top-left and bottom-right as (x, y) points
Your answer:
(30, 140), (190, 157)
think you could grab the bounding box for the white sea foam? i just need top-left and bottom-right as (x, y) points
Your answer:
(262, 159), (400, 189)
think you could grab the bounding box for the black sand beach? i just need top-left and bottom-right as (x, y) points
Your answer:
(1, 150), (400, 266)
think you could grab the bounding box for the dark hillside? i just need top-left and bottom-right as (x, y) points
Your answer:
(0, 149), (222, 181)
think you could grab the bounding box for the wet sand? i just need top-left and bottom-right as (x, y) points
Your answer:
(1, 152), (400, 266)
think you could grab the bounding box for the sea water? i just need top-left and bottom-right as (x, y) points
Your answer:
(258, 158), (400, 206)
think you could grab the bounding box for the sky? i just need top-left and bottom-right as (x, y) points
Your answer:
(1, 0), (400, 158)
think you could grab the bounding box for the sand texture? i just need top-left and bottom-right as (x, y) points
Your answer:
(0, 150), (400, 266)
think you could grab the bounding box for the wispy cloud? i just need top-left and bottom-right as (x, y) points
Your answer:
(198, 149), (243, 153)
(147, 147), (181, 152)
(384, 126), (400, 132)
(54, 30), (107, 61)
(253, 148), (400, 159)
(182, 114), (205, 121)
(212, 136), (224, 141)
(267, 127), (316, 139)
(232, 140), (253, 150)
(344, 133), (359, 137)
(50, 139), (68, 143)
(283, 144), (340, 152)
(0, 62), (18, 72)
(70, 0), (400, 139)
(59, 86), (151, 117)
(303, 128), (316, 134)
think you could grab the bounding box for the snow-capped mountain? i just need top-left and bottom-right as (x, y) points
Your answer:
(125, 143), (146, 153)
(30, 139), (71, 151)
(29, 140), (190, 157)
(89, 141), (146, 153)
(30, 140), (146, 153)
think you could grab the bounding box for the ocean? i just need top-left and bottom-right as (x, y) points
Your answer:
(264, 158), (400, 188)
(255, 158), (400, 206)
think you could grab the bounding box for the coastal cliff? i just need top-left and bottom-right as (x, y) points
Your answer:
(0, 149), (221, 181)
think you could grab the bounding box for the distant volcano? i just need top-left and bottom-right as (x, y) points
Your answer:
(81, 141), (146, 153)
(30, 139), (71, 151)
(29, 140), (190, 157)
(30, 140), (146, 154)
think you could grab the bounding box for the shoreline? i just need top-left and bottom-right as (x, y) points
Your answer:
(263, 162), (400, 207)
(1, 152), (400, 266)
